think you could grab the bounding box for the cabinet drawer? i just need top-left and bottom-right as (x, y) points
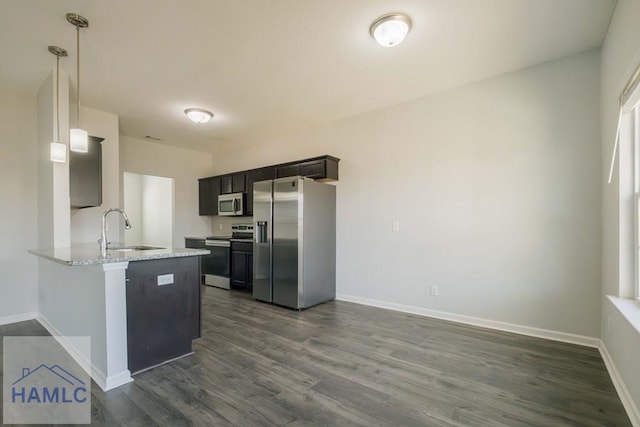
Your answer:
(231, 241), (253, 252)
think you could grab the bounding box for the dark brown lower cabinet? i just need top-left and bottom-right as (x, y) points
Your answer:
(231, 241), (253, 291)
(126, 256), (201, 374)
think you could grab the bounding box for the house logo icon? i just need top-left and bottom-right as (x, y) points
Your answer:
(11, 364), (88, 404)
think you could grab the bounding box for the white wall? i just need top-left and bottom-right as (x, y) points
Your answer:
(0, 88), (39, 321)
(141, 175), (173, 247)
(123, 173), (174, 247)
(120, 136), (213, 247)
(123, 172), (143, 245)
(600, 0), (640, 419)
(70, 106), (120, 245)
(212, 50), (602, 338)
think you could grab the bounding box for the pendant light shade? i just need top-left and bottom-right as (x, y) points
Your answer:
(67, 13), (89, 153)
(50, 142), (67, 162)
(48, 45), (68, 163)
(70, 128), (89, 152)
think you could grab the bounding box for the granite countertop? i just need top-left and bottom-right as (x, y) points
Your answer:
(28, 243), (209, 266)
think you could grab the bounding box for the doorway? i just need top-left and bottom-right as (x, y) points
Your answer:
(123, 172), (174, 247)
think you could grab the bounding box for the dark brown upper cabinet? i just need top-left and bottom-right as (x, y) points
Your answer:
(198, 155), (339, 216)
(198, 176), (220, 215)
(70, 135), (104, 209)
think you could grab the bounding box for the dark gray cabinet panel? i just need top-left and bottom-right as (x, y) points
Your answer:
(276, 164), (300, 178)
(231, 241), (253, 291)
(221, 173), (246, 194)
(70, 135), (103, 208)
(125, 256), (201, 374)
(245, 168), (275, 215)
(198, 177), (219, 215)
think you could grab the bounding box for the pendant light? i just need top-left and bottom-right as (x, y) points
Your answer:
(67, 13), (89, 153)
(48, 46), (68, 163)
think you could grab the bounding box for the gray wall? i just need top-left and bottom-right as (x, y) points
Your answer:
(212, 50), (602, 338)
(0, 88), (38, 322)
(600, 0), (640, 418)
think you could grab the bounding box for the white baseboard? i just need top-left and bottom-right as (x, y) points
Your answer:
(599, 342), (640, 427)
(0, 312), (36, 326)
(36, 314), (133, 392)
(335, 294), (600, 348)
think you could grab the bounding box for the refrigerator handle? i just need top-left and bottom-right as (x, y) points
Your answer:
(256, 221), (268, 243)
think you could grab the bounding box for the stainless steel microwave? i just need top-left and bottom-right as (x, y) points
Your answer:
(218, 192), (244, 216)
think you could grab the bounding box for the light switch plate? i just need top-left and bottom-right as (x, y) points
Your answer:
(157, 274), (174, 286)
(392, 221), (400, 232)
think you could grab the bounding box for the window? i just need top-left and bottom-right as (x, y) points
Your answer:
(634, 106), (640, 299)
(614, 71), (640, 299)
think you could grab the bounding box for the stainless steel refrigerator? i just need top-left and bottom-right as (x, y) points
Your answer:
(253, 176), (336, 309)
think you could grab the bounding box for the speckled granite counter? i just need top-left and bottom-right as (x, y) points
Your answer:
(28, 243), (209, 266)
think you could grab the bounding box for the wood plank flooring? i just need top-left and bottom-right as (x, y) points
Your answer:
(0, 286), (632, 426)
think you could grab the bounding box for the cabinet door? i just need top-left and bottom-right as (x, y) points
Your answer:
(231, 251), (248, 286)
(245, 169), (264, 215)
(262, 167), (276, 180)
(276, 164), (300, 178)
(70, 136), (103, 208)
(126, 257), (200, 373)
(247, 252), (253, 287)
(232, 173), (246, 193)
(220, 175), (233, 194)
(198, 177), (220, 215)
(299, 160), (325, 179)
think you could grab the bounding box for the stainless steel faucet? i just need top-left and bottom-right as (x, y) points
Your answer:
(99, 208), (131, 257)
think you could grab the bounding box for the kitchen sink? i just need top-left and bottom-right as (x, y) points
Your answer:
(108, 245), (165, 252)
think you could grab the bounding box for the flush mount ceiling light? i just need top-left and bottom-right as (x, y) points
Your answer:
(48, 45), (68, 163)
(369, 13), (412, 47)
(67, 12), (89, 153)
(185, 108), (213, 124)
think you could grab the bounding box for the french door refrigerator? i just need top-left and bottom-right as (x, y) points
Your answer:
(253, 176), (336, 309)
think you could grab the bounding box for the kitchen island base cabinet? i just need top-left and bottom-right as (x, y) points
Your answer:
(126, 256), (201, 374)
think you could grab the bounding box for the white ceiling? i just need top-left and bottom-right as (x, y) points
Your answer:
(0, 0), (615, 152)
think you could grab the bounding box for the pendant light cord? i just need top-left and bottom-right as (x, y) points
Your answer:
(56, 55), (60, 142)
(76, 23), (81, 127)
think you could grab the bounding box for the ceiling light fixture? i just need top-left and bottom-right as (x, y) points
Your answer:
(185, 108), (213, 124)
(67, 13), (89, 153)
(49, 46), (68, 163)
(370, 13), (412, 47)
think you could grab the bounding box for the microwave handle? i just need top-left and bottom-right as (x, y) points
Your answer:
(234, 198), (239, 213)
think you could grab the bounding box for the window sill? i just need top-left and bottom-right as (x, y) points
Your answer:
(607, 295), (640, 336)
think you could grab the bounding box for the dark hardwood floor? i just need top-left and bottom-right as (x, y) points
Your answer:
(0, 286), (632, 426)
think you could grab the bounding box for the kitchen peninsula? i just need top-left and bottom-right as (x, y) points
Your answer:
(29, 244), (208, 391)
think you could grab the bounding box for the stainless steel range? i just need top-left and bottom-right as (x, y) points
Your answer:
(203, 224), (253, 289)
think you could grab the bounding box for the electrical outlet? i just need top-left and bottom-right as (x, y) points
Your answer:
(430, 285), (439, 297)
(219, 224), (223, 231)
(392, 221), (400, 232)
